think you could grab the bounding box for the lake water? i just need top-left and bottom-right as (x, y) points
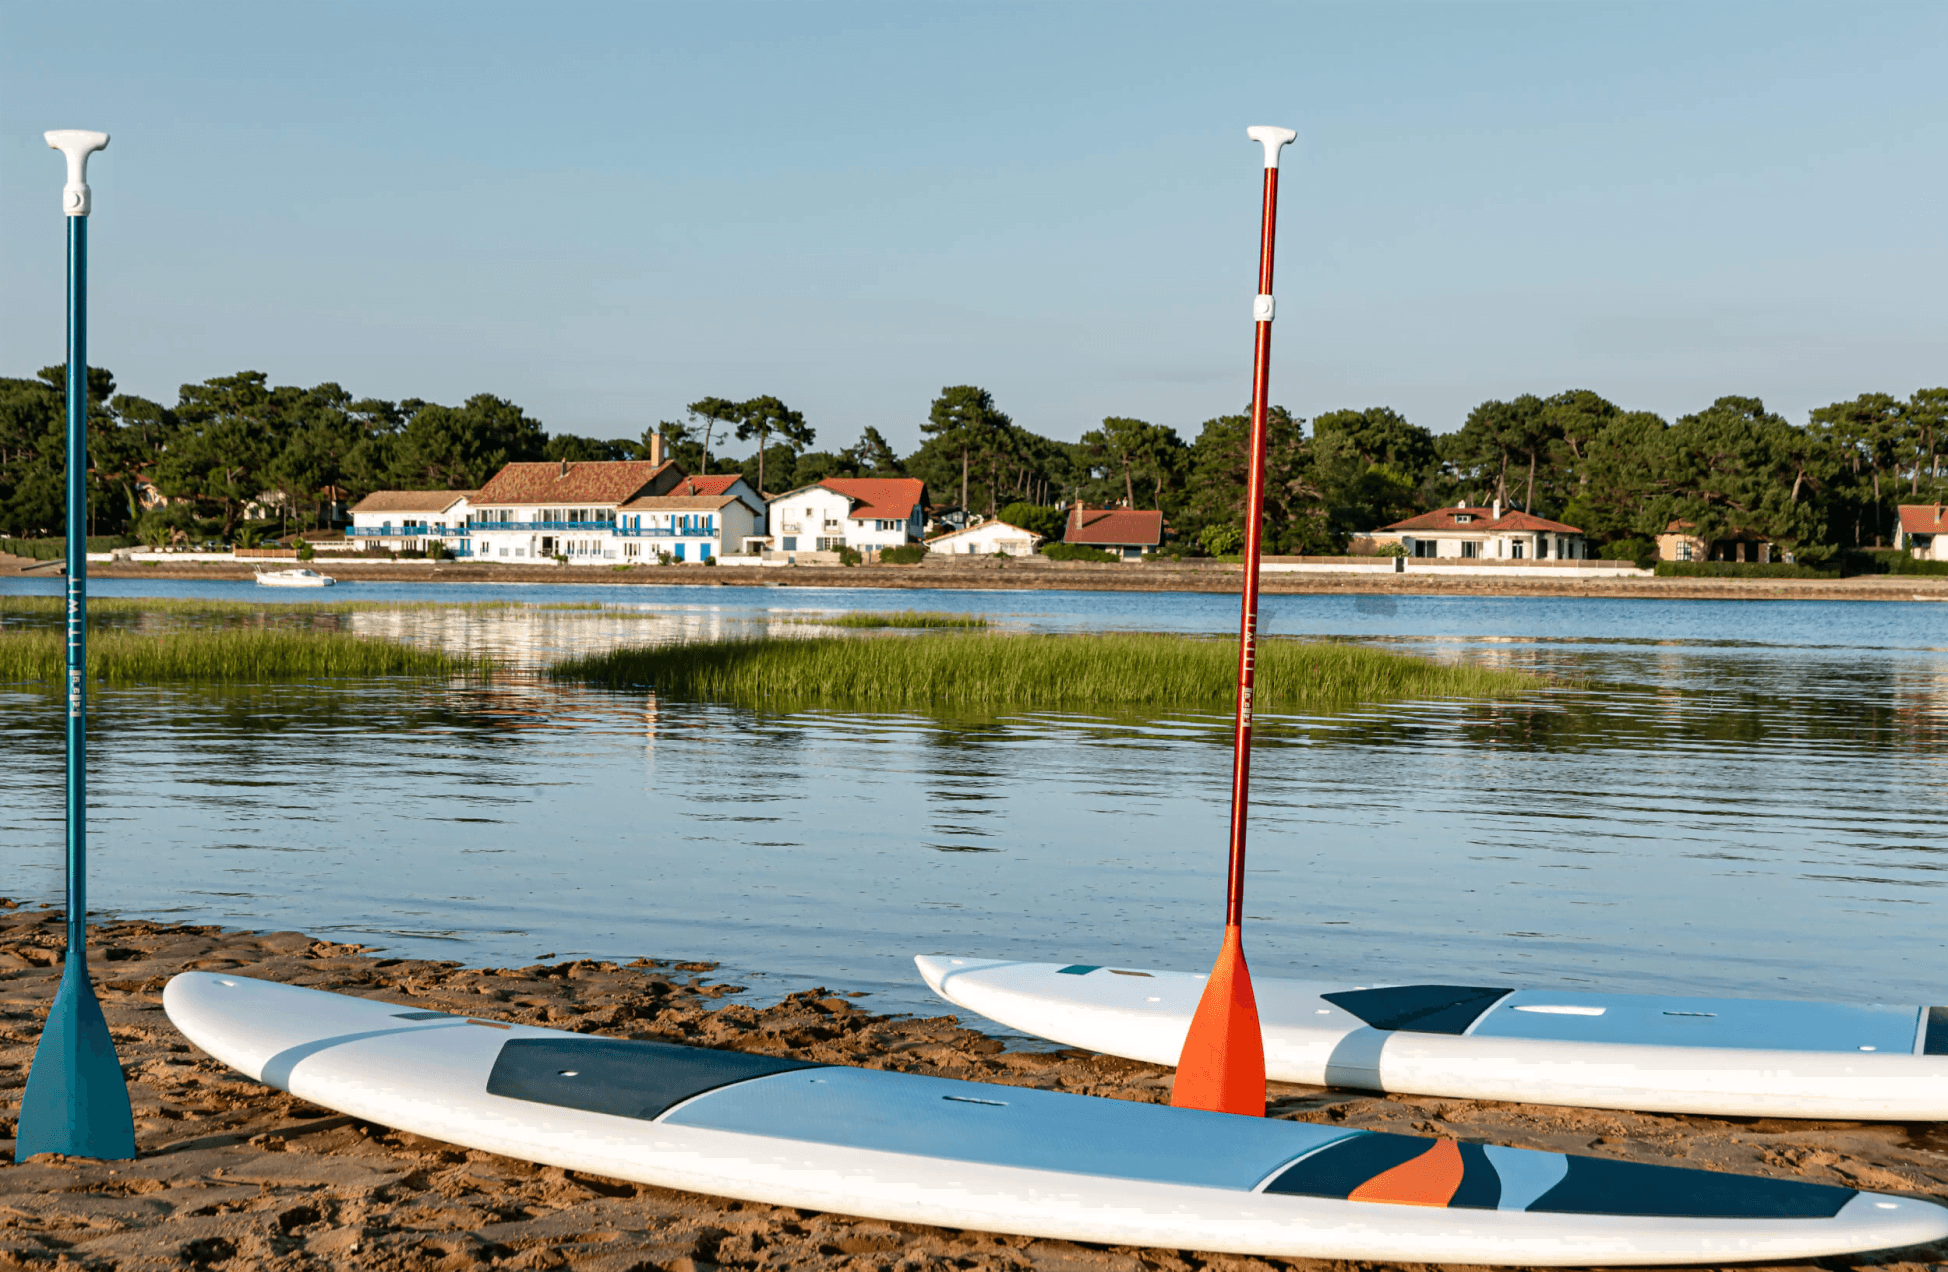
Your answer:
(2, 576), (1945, 1026)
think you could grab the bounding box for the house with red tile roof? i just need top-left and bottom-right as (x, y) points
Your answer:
(348, 490), (476, 555)
(925, 517), (1044, 557)
(764, 478), (927, 559)
(657, 471), (766, 519)
(1065, 506), (1164, 561)
(1897, 504), (1948, 561)
(470, 458), (688, 563)
(1372, 502), (1587, 560)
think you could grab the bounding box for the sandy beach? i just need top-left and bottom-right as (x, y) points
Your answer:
(3, 906), (1944, 1271)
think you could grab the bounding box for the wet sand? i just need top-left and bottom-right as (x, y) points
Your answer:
(3, 907), (1945, 1271)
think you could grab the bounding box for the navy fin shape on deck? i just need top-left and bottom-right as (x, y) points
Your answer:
(1321, 985), (1512, 1034)
(1925, 1006), (1948, 1056)
(1529, 1153), (1856, 1219)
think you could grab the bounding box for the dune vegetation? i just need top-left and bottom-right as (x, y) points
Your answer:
(0, 628), (494, 685)
(549, 632), (1539, 710)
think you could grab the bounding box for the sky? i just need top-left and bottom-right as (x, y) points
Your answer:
(2, 1), (1943, 458)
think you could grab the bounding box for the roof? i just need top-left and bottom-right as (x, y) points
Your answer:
(925, 519), (1041, 545)
(768, 478), (925, 521)
(1899, 505), (1947, 535)
(474, 460), (677, 507)
(1381, 506), (1582, 535)
(669, 473), (742, 497)
(349, 490), (474, 515)
(617, 494), (742, 512)
(1067, 507), (1164, 547)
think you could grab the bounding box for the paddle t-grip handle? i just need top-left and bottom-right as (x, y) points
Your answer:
(45, 130), (110, 216)
(1246, 125), (1296, 169)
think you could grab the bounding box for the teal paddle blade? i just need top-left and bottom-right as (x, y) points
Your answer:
(15, 963), (136, 1160)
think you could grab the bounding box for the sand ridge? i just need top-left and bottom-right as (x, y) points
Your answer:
(2, 907), (1945, 1271)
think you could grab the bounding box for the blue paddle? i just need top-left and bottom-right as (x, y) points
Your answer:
(16, 130), (137, 1162)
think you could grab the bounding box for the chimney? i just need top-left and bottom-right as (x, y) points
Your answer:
(1492, 498), (1502, 520)
(650, 432), (664, 466)
(559, 459), (569, 477)
(1456, 499), (1466, 509)
(1936, 504), (1943, 524)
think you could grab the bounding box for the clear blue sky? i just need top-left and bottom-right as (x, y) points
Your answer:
(3, 2), (1942, 457)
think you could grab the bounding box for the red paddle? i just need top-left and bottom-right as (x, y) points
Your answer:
(1171, 125), (1296, 1117)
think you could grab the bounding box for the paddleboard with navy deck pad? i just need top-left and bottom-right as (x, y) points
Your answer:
(916, 957), (1948, 1120)
(164, 972), (1947, 1266)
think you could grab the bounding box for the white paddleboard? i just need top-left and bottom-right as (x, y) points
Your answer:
(916, 957), (1948, 1121)
(164, 972), (1946, 1266)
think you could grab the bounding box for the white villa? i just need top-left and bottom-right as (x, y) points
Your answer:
(925, 517), (1043, 557)
(465, 456), (760, 565)
(764, 478), (926, 559)
(1371, 502), (1588, 560)
(347, 490), (476, 555)
(1898, 505), (1948, 560)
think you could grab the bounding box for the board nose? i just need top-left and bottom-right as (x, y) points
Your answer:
(913, 955), (955, 994)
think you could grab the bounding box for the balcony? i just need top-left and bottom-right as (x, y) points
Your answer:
(471, 520), (615, 532)
(349, 526), (470, 537)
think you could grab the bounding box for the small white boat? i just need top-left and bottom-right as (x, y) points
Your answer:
(254, 568), (335, 588)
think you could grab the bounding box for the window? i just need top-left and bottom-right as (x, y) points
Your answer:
(1454, 514), (1472, 524)
(1508, 542), (1520, 559)
(1463, 541), (1479, 559)
(817, 536), (845, 551)
(673, 543), (686, 562)
(1679, 541), (1693, 561)
(782, 536), (797, 551)
(700, 544), (712, 560)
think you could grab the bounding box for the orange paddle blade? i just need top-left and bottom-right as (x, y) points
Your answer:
(1169, 925), (1266, 1116)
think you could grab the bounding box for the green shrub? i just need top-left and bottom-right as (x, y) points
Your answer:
(0, 536), (135, 560)
(1882, 552), (1948, 576)
(838, 546), (862, 566)
(1041, 542), (1118, 563)
(426, 541), (448, 562)
(296, 541), (316, 562)
(1199, 524), (1244, 557)
(879, 544), (928, 565)
(1374, 542), (1408, 558)
(1654, 561), (1836, 579)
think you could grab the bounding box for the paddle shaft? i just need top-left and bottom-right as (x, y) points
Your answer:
(1225, 163), (1281, 930)
(64, 213), (89, 964)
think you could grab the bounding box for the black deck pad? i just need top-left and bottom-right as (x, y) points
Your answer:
(487, 1036), (824, 1121)
(1321, 984), (1512, 1034)
(1926, 1006), (1948, 1056)
(1531, 1154), (1856, 1219)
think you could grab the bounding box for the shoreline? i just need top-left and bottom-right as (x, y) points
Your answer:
(4, 910), (1944, 1270)
(20, 554), (1948, 602)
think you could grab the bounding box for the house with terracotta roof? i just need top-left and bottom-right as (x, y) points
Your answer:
(613, 491), (762, 563)
(1897, 504), (1948, 561)
(348, 490), (477, 555)
(470, 459), (687, 563)
(764, 478), (927, 559)
(1065, 506), (1164, 561)
(1371, 502), (1587, 560)
(925, 517), (1044, 557)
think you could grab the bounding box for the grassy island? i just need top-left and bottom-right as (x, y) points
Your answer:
(0, 628), (493, 685)
(794, 611), (991, 629)
(549, 632), (1539, 709)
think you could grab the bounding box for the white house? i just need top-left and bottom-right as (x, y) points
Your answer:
(765, 478), (926, 559)
(925, 518), (1043, 557)
(1898, 505), (1948, 560)
(1372, 502), (1587, 560)
(469, 458), (686, 563)
(613, 492), (762, 563)
(347, 491), (476, 555)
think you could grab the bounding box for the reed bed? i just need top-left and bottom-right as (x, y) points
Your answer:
(792, 610), (991, 629)
(549, 632), (1539, 709)
(0, 628), (494, 684)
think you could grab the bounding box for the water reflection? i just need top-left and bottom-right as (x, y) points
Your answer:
(0, 587), (1943, 1023)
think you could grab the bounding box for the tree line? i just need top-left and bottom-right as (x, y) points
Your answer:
(2, 364), (1940, 560)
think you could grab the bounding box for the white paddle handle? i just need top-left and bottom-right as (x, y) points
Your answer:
(45, 130), (110, 216)
(1246, 125), (1296, 169)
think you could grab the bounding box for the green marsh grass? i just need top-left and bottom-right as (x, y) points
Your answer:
(0, 596), (584, 620)
(792, 610), (990, 629)
(549, 632), (1539, 709)
(0, 628), (494, 684)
